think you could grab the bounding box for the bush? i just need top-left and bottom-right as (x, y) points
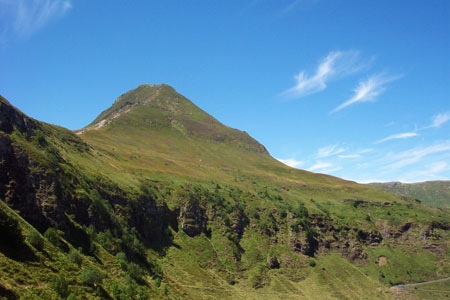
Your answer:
(66, 294), (76, 300)
(80, 267), (104, 287)
(44, 227), (61, 247)
(68, 248), (83, 266)
(127, 262), (145, 281)
(26, 230), (44, 250)
(50, 275), (69, 298)
(115, 251), (128, 270)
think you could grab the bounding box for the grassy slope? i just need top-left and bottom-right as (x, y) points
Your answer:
(158, 231), (395, 300)
(0, 200), (165, 299)
(76, 85), (450, 297)
(1, 85), (450, 299)
(369, 181), (450, 208)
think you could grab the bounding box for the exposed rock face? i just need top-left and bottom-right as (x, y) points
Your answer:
(289, 231), (319, 257)
(0, 97), (176, 249)
(180, 198), (207, 237)
(129, 195), (173, 244)
(229, 205), (248, 239)
(288, 214), (383, 259)
(0, 132), (49, 230)
(0, 96), (37, 135)
(357, 229), (383, 245)
(267, 255), (280, 269)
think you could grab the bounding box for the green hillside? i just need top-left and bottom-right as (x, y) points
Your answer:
(1, 85), (450, 299)
(369, 181), (450, 208)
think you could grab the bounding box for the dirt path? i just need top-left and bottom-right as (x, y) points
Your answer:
(390, 276), (450, 291)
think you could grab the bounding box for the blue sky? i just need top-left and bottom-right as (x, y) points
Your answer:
(1, 0), (449, 183)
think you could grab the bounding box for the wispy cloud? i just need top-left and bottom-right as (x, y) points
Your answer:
(384, 141), (450, 170)
(394, 161), (449, 183)
(277, 157), (304, 168)
(429, 111), (450, 128)
(338, 154), (361, 159)
(0, 0), (72, 40)
(280, 0), (304, 14)
(308, 161), (340, 173)
(330, 73), (401, 113)
(283, 50), (365, 98)
(316, 144), (346, 158)
(375, 132), (418, 144)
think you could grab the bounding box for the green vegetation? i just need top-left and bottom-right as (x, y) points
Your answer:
(369, 181), (450, 208)
(1, 85), (450, 299)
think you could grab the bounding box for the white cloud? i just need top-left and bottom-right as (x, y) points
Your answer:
(338, 148), (372, 159)
(316, 144), (346, 158)
(331, 73), (401, 113)
(283, 50), (364, 98)
(427, 161), (449, 174)
(384, 141), (450, 170)
(375, 132), (418, 144)
(395, 161), (450, 183)
(277, 158), (304, 168)
(430, 111), (450, 128)
(308, 161), (340, 173)
(0, 0), (72, 39)
(338, 154), (361, 159)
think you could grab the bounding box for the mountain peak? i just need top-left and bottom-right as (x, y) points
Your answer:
(80, 84), (269, 155)
(87, 84), (178, 129)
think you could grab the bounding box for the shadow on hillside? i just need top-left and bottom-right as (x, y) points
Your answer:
(144, 210), (181, 255)
(0, 282), (18, 300)
(0, 240), (37, 262)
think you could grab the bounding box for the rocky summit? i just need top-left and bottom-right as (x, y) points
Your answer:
(1, 85), (449, 299)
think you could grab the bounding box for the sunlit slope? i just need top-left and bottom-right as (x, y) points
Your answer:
(79, 84), (361, 186)
(76, 84), (448, 226)
(2, 87), (450, 299)
(369, 181), (450, 208)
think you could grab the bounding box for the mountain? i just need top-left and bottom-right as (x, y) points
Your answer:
(368, 181), (450, 208)
(1, 85), (450, 299)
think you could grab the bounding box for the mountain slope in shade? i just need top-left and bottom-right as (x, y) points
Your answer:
(1, 85), (450, 299)
(368, 180), (450, 208)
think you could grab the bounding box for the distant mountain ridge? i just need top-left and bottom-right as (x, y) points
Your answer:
(368, 180), (450, 208)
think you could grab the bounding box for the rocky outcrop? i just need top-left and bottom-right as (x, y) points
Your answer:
(289, 231), (319, 257)
(288, 214), (383, 259)
(179, 197), (207, 237)
(0, 132), (49, 230)
(0, 96), (38, 135)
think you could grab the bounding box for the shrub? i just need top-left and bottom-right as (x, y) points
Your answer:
(68, 248), (83, 266)
(66, 294), (76, 300)
(44, 227), (61, 247)
(115, 251), (128, 270)
(26, 230), (44, 250)
(50, 275), (69, 298)
(127, 262), (145, 281)
(80, 267), (104, 287)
